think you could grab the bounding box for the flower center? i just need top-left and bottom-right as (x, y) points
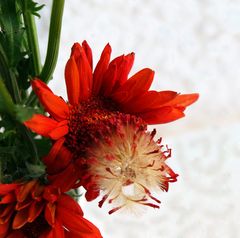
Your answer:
(65, 97), (118, 157)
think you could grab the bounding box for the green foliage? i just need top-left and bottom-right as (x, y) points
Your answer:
(15, 104), (41, 122)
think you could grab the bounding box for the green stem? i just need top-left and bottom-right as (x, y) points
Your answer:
(40, 0), (65, 83)
(0, 76), (15, 117)
(0, 44), (21, 103)
(22, 1), (42, 76)
(26, 0), (65, 106)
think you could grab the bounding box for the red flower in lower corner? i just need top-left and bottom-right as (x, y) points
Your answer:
(24, 41), (198, 212)
(0, 180), (102, 238)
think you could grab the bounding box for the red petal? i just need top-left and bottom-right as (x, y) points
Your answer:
(0, 222), (10, 236)
(138, 106), (185, 124)
(48, 164), (78, 192)
(28, 201), (44, 223)
(65, 57), (80, 105)
(57, 194), (83, 216)
(101, 53), (135, 97)
(45, 203), (56, 226)
(111, 68), (154, 104)
(0, 193), (15, 204)
(58, 207), (102, 237)
(43, 143), (72, 175)
(31, 79), (69, 121)
(120, 90), (177, 113)
(93, 43), (112, 95)
(82, 40), (93, 70)
(17, 180), (37, 202)
(113, 52), (135, 90)
(162, 93), (199, 107)
(24, 114), (58, 139)
(48, 124), (68, 140)
(0, 184), (18, 196)
(71, 43), (92, 101)
(12, 207), (29, 229)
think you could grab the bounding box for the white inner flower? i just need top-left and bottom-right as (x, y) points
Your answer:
(88, 123), (177, 214)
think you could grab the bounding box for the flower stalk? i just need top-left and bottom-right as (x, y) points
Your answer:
(22, 1), (42, 76)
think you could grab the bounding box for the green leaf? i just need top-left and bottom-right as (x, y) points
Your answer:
(15, 104), (41, 122)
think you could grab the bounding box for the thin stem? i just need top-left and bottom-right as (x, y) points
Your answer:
(26, 0), (65, 106)
(22, 2), (41, 76)
(40, 0), (65, 83)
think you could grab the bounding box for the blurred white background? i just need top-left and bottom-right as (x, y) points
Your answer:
(37, 0), (240, 237)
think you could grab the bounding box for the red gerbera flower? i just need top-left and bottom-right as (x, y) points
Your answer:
(0, 180), (102, 238)
(24, 41), (198, 207)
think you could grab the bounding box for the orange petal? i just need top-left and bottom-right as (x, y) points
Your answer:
(71, 43), (92, 101)
(111, 68), (154, 104)
(93, 43), (112, 95)
(17, 180), (38, 202)
(12, 207), (29, 229)
(28, 201), (44, 223)
(0, 184), (19, 196)
(0, 193), (16, 204)
(45, 203), (56, 226)
(113, 52), (135, 90)
(82, 40), (93, 70)
(57, 194), (83, 216)
(138, 106), (185, 124)
(24, 114), (58, 138)
(162, 93), (199, 107)
(65, 57), (80, 105)
(48, 124), (69, 140)
(58, 207), (101, 236)
(120, 90), (178, 113)
(31, 79), (69, 121)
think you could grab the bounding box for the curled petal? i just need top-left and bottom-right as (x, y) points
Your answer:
(111, 68), (154, 104)
(138, 106), (185, 124)
(24, 115), (59, 139)
(65, 57), (80, 105)
(93, 43), (112, 95)
(31, 79), (69, 121)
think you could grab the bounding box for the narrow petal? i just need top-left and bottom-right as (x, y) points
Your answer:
(48, 124), (69, 140)
(113, 52), (135, 90)
(111, 68), (154, 104)
(93, 43), (111, 95)
(0, 184), (18, 196)
(28, 201), (44, 223)
(71, 43), (92, 101)
(138, 106), (185, 124)
(101, 53), (135, 97)
(12, 207), (29, 229)
(17, 180), (37, 202)
(82, 40), (93, 70)
(162, 93), (199, 107)
(0, 193), (15, 204)
(120, 90), (178, 113)
(24, 114), (58, 139)
(45, 203), (56, 226)
(65, 57), (80, 105)
(31, 79), (69, 121)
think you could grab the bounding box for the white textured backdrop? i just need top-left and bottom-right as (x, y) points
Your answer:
(37, 0), (240, 237)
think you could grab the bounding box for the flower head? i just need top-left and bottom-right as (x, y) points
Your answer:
(0, 180), (102, 238)
(24, 41), (198, 210)
(83, 115), (177, 214)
